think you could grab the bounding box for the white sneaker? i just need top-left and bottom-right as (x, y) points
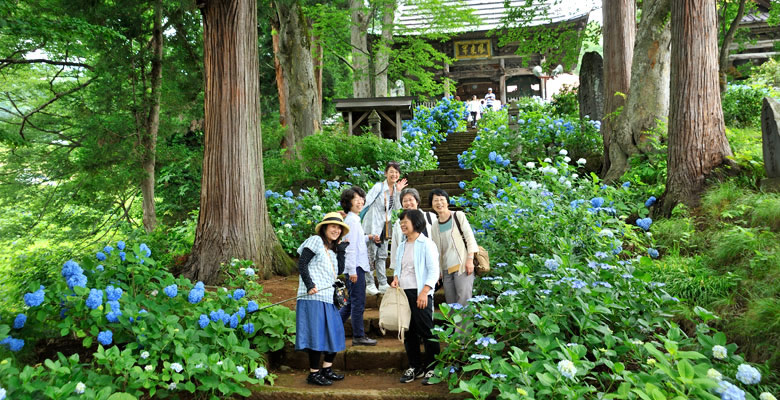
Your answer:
(366, 285), (380, 296)
(378, 284), (391, 293)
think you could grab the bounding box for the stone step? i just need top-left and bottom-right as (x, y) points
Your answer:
(406, 169), (474, 177)
(249, 370), (466, 400)
(413, 182), (461, 191)
(407, 174), (476, 185)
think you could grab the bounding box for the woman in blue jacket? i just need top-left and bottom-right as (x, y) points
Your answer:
(389, 209), (440, 385)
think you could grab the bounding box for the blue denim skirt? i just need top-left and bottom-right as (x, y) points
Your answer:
(295, 299), (346, 353)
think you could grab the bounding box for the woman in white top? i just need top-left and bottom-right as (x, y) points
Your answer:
(428, 189), (479, 306)
(361, 161), (407, 295)
(467, 95), (481, 128)
(389, 188), (434, 272)
(390, 209), (440, 385)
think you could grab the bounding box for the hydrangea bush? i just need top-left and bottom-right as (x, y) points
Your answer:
(0, 242), (292, 399)
(423, 116), (775, 399)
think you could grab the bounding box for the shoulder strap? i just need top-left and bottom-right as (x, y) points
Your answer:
(425, 211), (432, 226)
(453, 211), (466, 243)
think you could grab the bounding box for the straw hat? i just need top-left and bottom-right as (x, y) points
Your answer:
(314, 212), (350, 239)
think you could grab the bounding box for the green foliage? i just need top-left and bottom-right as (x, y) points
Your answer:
(650, 255), (740, 306)
(721, 83), (776, 128)
(0, 241), (291, 398)
(550, 85), (579, 118)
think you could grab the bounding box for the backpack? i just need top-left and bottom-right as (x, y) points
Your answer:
(379, 286), (411, 342)
(453, 211), (490, 275)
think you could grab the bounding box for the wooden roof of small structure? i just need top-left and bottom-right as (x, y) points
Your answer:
(395, 0), (595, 34)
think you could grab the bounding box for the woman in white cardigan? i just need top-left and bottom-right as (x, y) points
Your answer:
(428, 189), (479, 306)
(389, 188), (434, 273)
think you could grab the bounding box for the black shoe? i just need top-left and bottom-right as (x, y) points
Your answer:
(306, 371), (333, 386)
(352, 336), (377, 346)
(400, 367), (418, 383)
(321, 367), (344, 381)
(421, 370), (437, 385)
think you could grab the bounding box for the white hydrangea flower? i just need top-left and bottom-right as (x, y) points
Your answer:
(543, 158), (552, 163)
(150, 290), (158, 296)
(168, 382), (177, 390)
(564, 156), (571, 163)
(75, 382), (86, 394)
(559, 149), (568, 155)
(170, 363), (183, 373)
(712, 345), (728, 360)
(255, 366), (268, 379)
(707, 368), (723, 381)
(557, 360), (577, 379)
(312, 205), (322, 211)
(598, 229), (614, 238)
(525, 162), (535, 168)
(145, 365), (154, 372)
(759, 393), (777, 400)
(283, 223), (292, 229)
(577, 158), (587, 165)
(236, 366), (245, 373)
(140, 351), (149, 359)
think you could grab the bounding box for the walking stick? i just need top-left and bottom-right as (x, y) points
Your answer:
(249, 282), (343, 313)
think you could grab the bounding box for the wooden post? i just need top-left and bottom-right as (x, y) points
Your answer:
(396, 110), (402, 140)
(347, 112), (353, 135)
(500, 58), (507, 103)
(444, 63), (450, 95)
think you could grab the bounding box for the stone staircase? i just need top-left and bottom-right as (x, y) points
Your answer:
(252, 130), (478, 399)
(407, 130), (477, 210)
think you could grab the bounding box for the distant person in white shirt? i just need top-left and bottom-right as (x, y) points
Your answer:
(467, 95), (481, 128)
(484, 88), (496, 110)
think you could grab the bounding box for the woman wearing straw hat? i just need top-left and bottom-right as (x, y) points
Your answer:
(296, 212), (350, 386)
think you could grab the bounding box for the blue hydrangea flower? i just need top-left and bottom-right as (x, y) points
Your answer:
(97, 330), (113, 346)
(237, 307), (246, 319)
(590, 197), (604, 208)
(198, 314), (210, 329)
(210, 309), (225, 322)
(139, 243), (152, 258)
(0, 386), (6, 400)
(106, 311), (122, 323)
(636, 218), (653, 231)
(96, 252), (107, 261)
(243, 323), (255, 334)
(284, 190), (293, 197)
(717, 381), (746, 400)
(622, 182), (631, 188)
(188, 288), (204, 304)
(24, 285), (45, 307)
(103, 245), (113, 254)
(119, 251), (126, 261)
(645, 196), (657, 207)
(490, 373), (507, 379)
(61, 260), (83, 278)
(469, 354), (490, 360)
(501, 289), (518, 296)
(571, 280), (587, 289)
(489, 151), (497, 161)
(195, 281), (205, 290)
(163, 284), (178, 298)
(86, 289), (103, 310)
(647, 248), (659, 258)
(557, 360), (577, 379)
(229, 314), (239, 329)
(475, 336), (497, 347)
(96, 265), (104, 271)
(736, 364), (761, 385)
(468, 295), (489, 303)
(0, 337), (24, 352)
(13, 314), (26, 329)
(67, 273), (88, 290)
(105, 285), (123, 301)
(233, 289), (246, 300)
(247, 301), (259, 313)
(544, 258), (560, 271)
(448, 303), (463, 310)
(244, 268), (255, 276)
(107, 300), (120, 312)
(117, 241), (126, 250)
(255, 366), (268, 379)
(459, 181), (466, 189)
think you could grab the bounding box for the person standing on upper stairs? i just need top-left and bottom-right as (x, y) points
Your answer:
(467, 95), (481, 129)
(484, 88), (496, 110)
(362, 161), (407, 295)
(338, 186), (377, 346)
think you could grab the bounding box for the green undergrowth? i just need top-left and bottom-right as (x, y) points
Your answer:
(650, 181), (780, 370)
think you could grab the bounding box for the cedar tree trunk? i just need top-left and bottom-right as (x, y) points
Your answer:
(603, 0), (672, 183)
(660, 0), (733, 215)
(350, 0), (371, 97)
(373, 0), (396, 97)
(272, 21), (288, 127)
(141, 0), (163, 232)
(274, 0), (321, 158)
(187, 0), (295, 283)
(601, 0), (636, 175)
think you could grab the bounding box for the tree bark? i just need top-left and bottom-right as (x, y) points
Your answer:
(718, 0), (747, 92)
(187, 0), (295, 283)
(601, 0), (636, 176)
(272, 21), (288, 127)
(661, 0), (733, 215)
(373, 0), (396, 97)
(350, 0), (371, 97)
(274, 0), (321, 158)
(603, 0), (672, 183)
(140, 0), (163, 233)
